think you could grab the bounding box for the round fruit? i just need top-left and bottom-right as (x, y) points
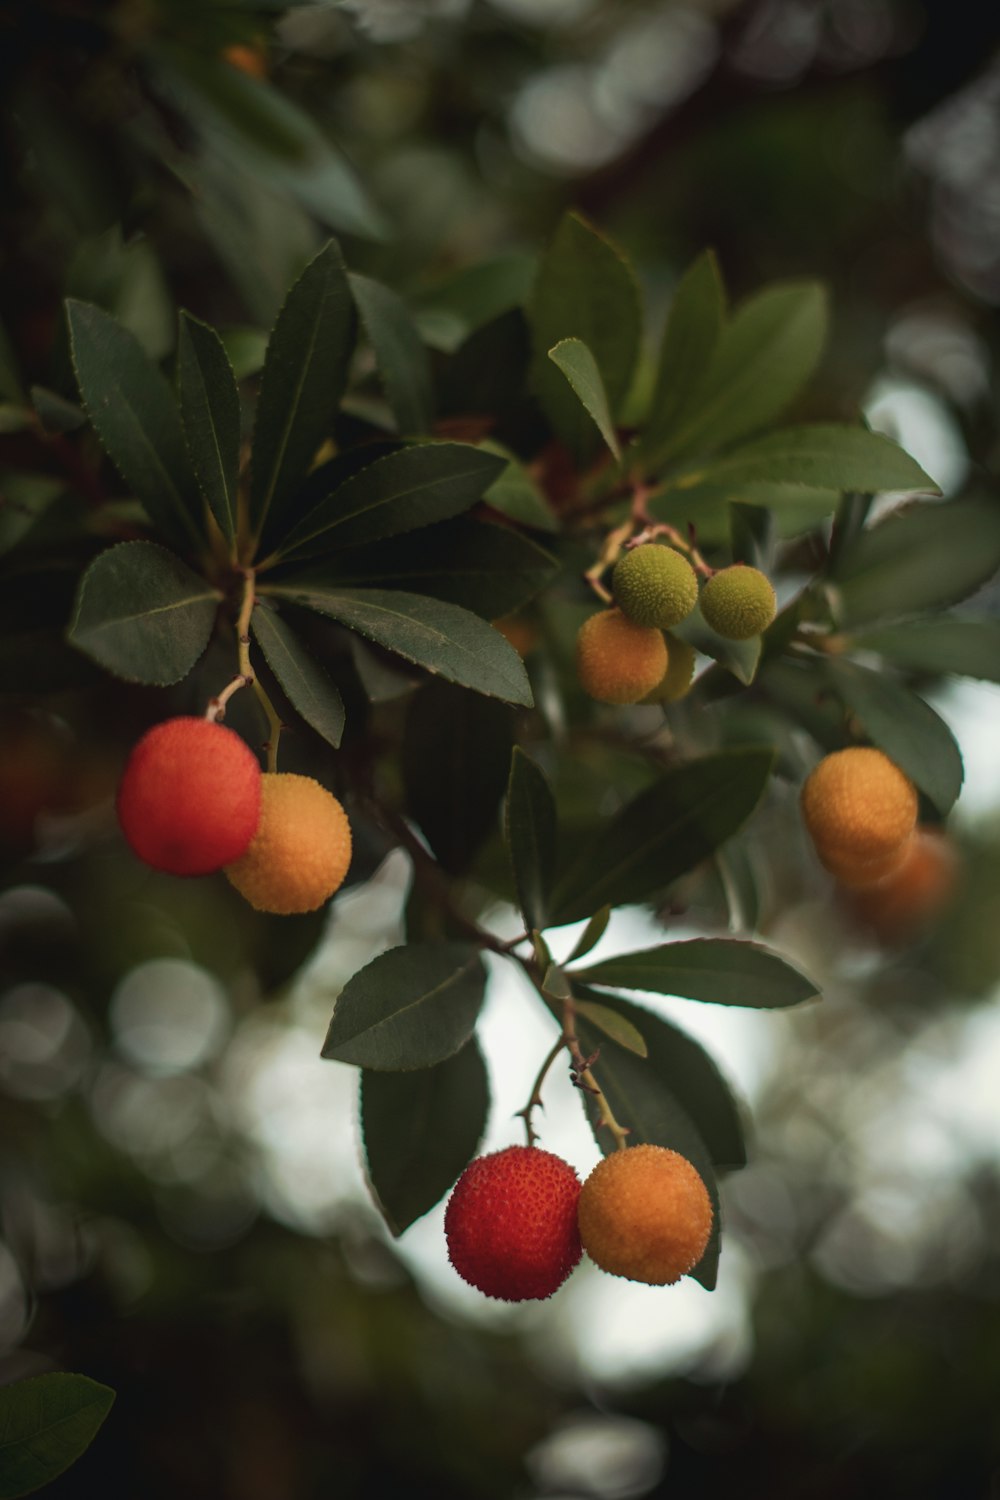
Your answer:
(116, 717), (262, 877)
(444, 1145), (583, 1302)
(612, 544), (699, 630)
(816, 834), (914, 890)
(576, 609), (668, 705)
(801, 747), (918, 867)
(700, 565), (776, 640)
(224, 772), (352, 914)
(577, 1144), (713, 1286)
(642, 635), (697, 704)
(847, 828), (960, 943)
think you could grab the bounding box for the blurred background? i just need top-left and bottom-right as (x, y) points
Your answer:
(2, 0), (1000, 1494)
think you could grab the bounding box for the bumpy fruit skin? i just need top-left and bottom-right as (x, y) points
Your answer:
(578, 1144), (713, 1286)
(576, 609), (668, 705)
(642, 635), (697, 704)
(700, 565), (776, 640)
(848, 828), (959, 943)
(224, 772), (352, 914)
(116, 717), (262, 877)
(612, 544), (699, 630)
(801, 747), (918, 870)
(444, 1145), (583, 1301)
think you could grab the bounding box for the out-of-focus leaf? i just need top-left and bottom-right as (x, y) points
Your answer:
(413, 253), (537, 351)
(438, 309), (530, 421)
(550, 749), (774, 925)
(321, 942), (486, 1070)
(362, 1039), (489, 1236)
(688, 424), (935, 494)
(30, 387), (85, 435)
(402, 680), (513, 874)
(826, 656), (964, 814)
(641, 249), (725, 465)
(575, 937), (819, 1008)
(264, 585), (532, 706)
(66, 300), (202, 553)
(68, 542), (220, 685)
(481, 447), (559, 532)
(573, 997), (647, 1056)
(505, 748), (557, 932)
(250, 601), (346, 748)
(178, 313), (241, 545)
(0, 475), (65, 555)
(349, 272), (434, 435)
(219, 327), (269, 381)
(565, 906), (611, 964)
(547, 338), (621, 460)
(831, 495), (1000, 625)
(0, 1372), (115, 1498)
(850, 617), (1000, 682)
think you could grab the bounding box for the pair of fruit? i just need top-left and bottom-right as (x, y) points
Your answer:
(576, 544), (777, 706)
(444, 1142), (712, 1302)
(116, 717), (352, 914)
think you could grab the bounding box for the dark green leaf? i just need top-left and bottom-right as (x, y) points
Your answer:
(264, 584), (532, 705)
(438, 309), (530, 422)
(850, 617), (1000, 683)
(290, 515), (557, 620)
(729, 502), (772, 569)
(565, 906), (611, 964)
(402, 681), (513, 874)
(0, 475), (64, 555)
(249, 241), (356, 548)
(651, 281), (827, 467)
(826, 657), (964, 814)
(68, 541), (220, 684)
(551, 749), (774, 925)
(573, 997), (647, 1056)
(831, 495), (1000, 625)
(688, 424), (936, 493)
(642, 249), (725, 464)
(505, 748), (557, 932)
(575, 938), (819, 1009)
(0, 1372), (115, 1498)
(220, 327), (269, 381)
(178, 312), (241, 545)
(547, 338), (621, 460)
(361, 1038), (489, 1236)
(321, 942), (487, 1070)
(66, 300), (202, 552)
(349, 272), (433, 434)
(30, 386), (85, 435)
(529, 212), (641, 460)
(250, 601), (345, 748)
(415, 252), (537, 351)
(277, 442), (506, 560)
(482, 448), (559, 532)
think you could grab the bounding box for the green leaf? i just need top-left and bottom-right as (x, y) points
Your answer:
(264, 584), (533, 706)
(66, 300), (202, 553)
(831, 495), (1000, 626)
(850, 617), (1000, 683)
(361, 1039), (489, 1236)
(651, 281), (828, 467)
(825, 657), (964, 815)
(68, 541), (220, 684)
(402, 681), (513, 874)
(250, 601), (345, 749)
(573, 997), (647, 1056)
(574, 938), (819, 1009)
(414, 252), (537, 351)
(349, 272), (433, 435)
(289, 515), (558, 620)
(547, 338), (621, 460)
(321, 942), (487, 1070)
(505, 748), (557, 932)
(277, 443), (506, 560)
(29, 386), (85, 435)
(688, 423), (936, 493)
(177, 312), (241, 546)
(529, 212), (641, 460)
(641, 249), (725, 464)
(220, 327), (269, 381)
(481, 448), (559, 532)
(249, 241), (356, 549)
(0, 474), (65, 555)
(550, 749), (774, 925)
(565, 906), (611, 965)
(0, 1372), (115, 1498)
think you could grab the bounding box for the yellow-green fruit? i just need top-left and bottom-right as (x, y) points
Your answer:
(700, 565), (776, 640)
(578, 1144), (713, 1286)
(642, 635), (697, 703)
(612, 544), (699, 629)
(576, 609), (668, 705)
(225, 772), (352, 914)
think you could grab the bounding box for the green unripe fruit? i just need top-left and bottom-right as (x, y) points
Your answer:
(642, 635), (697, 703)
(700, 564), (776, 640)
(612, 544), (699, 630)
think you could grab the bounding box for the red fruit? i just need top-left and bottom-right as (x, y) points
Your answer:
(444, 1145), (583, 1302)
(116, 717), (262, 876)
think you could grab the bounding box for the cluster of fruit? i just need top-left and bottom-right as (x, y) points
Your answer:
(444, 1141), (712, 1302)
(801, 746), (958, 943)
(116, 717), (352, 915)
(576, 543), (777, 706)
